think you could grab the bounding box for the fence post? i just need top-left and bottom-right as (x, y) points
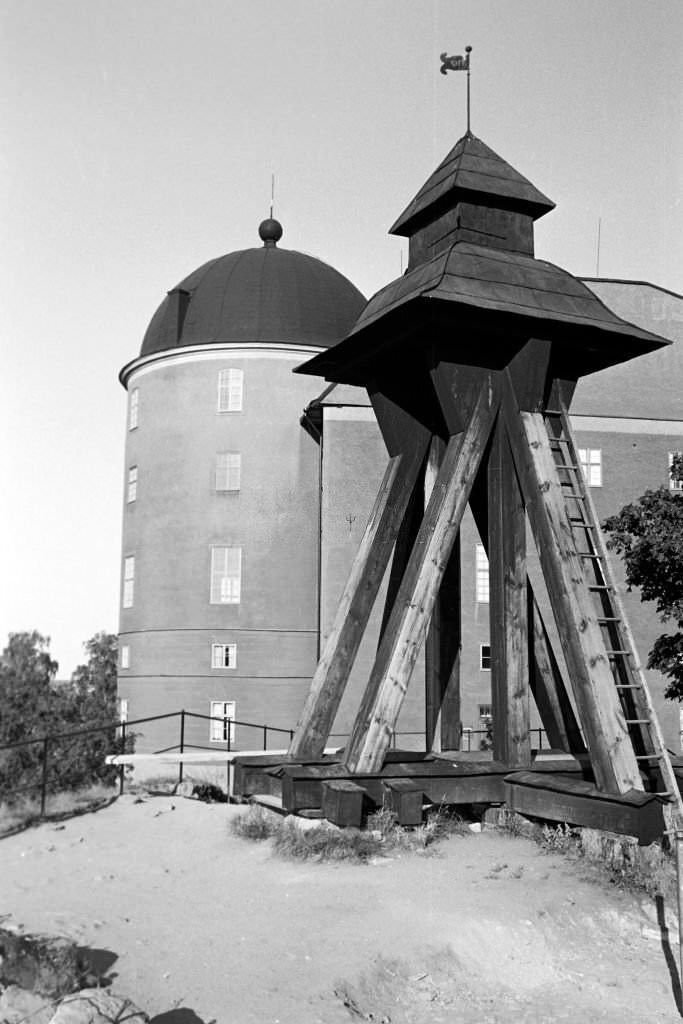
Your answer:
(119, 722), (127, 796)
(40, 736), (49, 817)
(178, 710), (185, 785)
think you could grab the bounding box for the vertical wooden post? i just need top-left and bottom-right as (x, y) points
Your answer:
(528, 586), (586, 755)
(345, 383), (498, 774)
(488, 423), (530, 767)
(502, 376), (641, 793)
(425, 435), (462, 752)
(288, 442), (428, 760)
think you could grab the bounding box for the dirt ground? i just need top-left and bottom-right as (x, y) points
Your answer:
(1, 794), (682, 1023)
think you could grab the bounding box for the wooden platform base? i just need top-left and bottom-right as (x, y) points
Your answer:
(233, 749), (670, 843)
(505, 772), (665, 845)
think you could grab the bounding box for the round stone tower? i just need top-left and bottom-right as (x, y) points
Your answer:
(117, 221), (365, 751)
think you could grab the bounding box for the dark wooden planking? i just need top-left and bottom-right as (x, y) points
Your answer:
(502, 374), (641, 794)
(424, 434), (462, 752)
(528, 585), (586, 756)
(505, 772), (664, 844)
(488, 421), (531, 767)
(505, 337), (551, 411)
(378, 454), (426, 643)
(345, 381), (499, 774)
(322, 780), (366, 828)
(288, 440), (428, 760)
(381, 779), (424, 825)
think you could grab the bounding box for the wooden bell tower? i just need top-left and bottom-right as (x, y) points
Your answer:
(287, 133), (678, 803)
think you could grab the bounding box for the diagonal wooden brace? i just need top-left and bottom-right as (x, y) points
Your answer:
(344, 382), (500, 774)
(288, 440), (428, 760)
(501, 373), (641, 793)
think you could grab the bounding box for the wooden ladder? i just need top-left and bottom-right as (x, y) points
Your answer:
(544, 405), (683, 830)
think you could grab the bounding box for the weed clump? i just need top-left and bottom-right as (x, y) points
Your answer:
(273, 818), (382, 863)
(231, 805), (280, 841)
(231, 801), (471, 864)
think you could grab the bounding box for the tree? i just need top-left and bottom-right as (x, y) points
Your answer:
(0, 630), (131, 800)
(70, 632), (118, 713)
(603, 454), (683, 700)
(0, 631), (58, 745)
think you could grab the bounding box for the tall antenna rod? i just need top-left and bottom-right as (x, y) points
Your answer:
(439, 45), (472, 134)
(270, 173), (275, 219)
(596, 217), (602, 277)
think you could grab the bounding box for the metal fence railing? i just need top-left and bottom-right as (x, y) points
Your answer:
(0, 709), (295, 816)
(1, 709), (550, 820)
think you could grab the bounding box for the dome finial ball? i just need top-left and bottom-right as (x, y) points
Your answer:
(259, 218), (283, 245)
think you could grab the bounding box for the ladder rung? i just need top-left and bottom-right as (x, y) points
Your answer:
(577, 552), (602, 559)
(624, 719), (651, 725)
(597, 616), (621, 622)
(606, 649), (631, 656)
(590, 585), (614, 592)
(562, 492), (587, 501)
(615, 683), (642, 689)
(569, 519), (595, 527)
(544, 409), (563, 416)
(635, 755), (661, 761)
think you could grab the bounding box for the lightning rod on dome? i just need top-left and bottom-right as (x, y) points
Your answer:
(440, 45), (472, 135)
(270, 173), (275, 219)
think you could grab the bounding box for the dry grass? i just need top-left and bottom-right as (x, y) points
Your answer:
(231, 802), (472, 864)
(494, 811), (677, 900)
(0, 784), (117, 837)
(578, 827), (676, 900)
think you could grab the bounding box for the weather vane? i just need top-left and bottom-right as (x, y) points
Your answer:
(440, 45), (472, 135)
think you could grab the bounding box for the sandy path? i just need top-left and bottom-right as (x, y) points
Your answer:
(1, 794), (681, 1023)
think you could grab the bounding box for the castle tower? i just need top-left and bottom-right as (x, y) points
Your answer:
(117, 220), (365, 751)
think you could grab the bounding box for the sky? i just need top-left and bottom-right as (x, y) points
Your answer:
(1, 0), (682, 678)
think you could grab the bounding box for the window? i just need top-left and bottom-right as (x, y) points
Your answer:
(117, 698), (129, 738)
(217, 369), (243, 412)
(127, 466), (138, 503)
(122, 556), (135, 608)
(120, 644), (130, 669)
(215, 452), (241, 492)
(129, 388), (139, 430)
(210, 700), (236, 743)
(669, 452), (683, 492)
(480, 645), (491, 671)
(578, 448), (602, 487)
(478, 703), (492, 720)
(212, 643), (237, 669)
(210, 546), (241, 604)
(475, 544), (489, 603)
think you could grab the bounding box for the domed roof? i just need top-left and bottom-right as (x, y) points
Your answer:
(140, 221), (366, 357)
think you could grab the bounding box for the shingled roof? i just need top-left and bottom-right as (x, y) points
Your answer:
(390, 133), (555, 237)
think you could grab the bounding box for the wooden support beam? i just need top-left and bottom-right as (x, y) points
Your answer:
(378, 455), (425, 643)
(488, 422), (530, 767)
(425, 435), (462, 752)
(529, 585), (587, 756)
(501, 375), (641, 794)
(288, 442), (427, 760)
(344, 382), (499, 774)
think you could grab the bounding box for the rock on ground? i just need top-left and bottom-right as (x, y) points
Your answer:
(48, 988), (148, 1024)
